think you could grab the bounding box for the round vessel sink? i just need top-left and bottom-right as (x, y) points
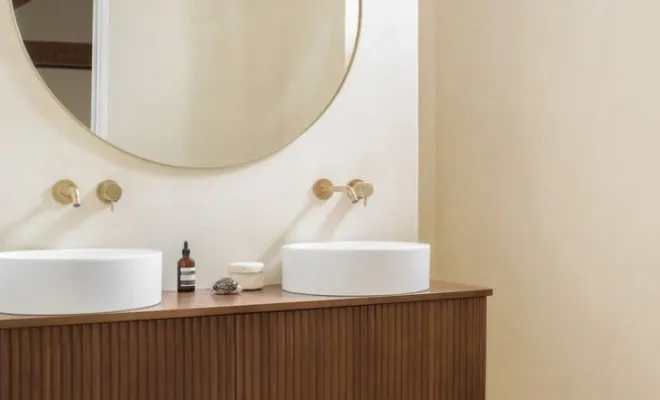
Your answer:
(0, 249), (162, 316)
(281, 241), (430, 296)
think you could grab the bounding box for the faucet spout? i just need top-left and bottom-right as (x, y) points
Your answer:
(66, 185), (81, 208)
(51, 179), (81, 208)
(331, 185), (359, 203)
(311, 178), (374, 205)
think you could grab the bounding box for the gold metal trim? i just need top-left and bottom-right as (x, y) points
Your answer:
(8, 0), (364, 169)
(96, 179), (122, 211)
(313, 178), (373, 206)
(312, 178), (334, 200)
(51, 179), (81, 207)
(348, 178), (374, 206)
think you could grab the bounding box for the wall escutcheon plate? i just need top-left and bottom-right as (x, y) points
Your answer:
(312, 178), (334, 200)
(51, 179), (77, 205)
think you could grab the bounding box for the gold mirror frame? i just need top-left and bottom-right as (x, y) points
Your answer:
(9, 0), (363, 169)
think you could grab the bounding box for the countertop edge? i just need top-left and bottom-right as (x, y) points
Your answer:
(0, 282), (493, 329)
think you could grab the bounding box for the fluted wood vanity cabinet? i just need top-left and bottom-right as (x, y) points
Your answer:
(0, 282), (492, 400)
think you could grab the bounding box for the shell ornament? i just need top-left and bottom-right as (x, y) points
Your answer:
(212, 277), (243, 295)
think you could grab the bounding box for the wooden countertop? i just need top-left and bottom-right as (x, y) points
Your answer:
(0, 280), (492, 329)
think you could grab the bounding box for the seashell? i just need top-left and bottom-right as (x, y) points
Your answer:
(212, 277), (243, 295)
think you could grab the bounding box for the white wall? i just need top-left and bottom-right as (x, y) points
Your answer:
(0, 0), (418, 291)
(422, 0), (660, 399)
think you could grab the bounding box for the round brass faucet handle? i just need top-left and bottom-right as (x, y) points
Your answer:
(362, 183), (374, 206)
(348, 179), (374, 195)
(359, 182), (374, 198)
(97, 180), (122, 210)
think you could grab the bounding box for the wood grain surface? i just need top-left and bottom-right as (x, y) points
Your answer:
(0, 281), (492, 329)
(0, 316), (236, 400)
(0, 296), (488, 400)
(236, 298), (487, 400)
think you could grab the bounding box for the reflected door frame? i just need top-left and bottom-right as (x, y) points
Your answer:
(90, 0), (109, 139)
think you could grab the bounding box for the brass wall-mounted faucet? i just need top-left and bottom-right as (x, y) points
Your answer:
(97, 180), (123, 211)
(51, 179), (81, 208)
(312, 178), (374, 206)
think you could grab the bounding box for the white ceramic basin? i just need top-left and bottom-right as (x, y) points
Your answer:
(281, 241), (430, 296)
(0, 249), (162, 315)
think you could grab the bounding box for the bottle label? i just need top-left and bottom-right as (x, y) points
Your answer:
(179, 267), (195, 273)
(180, 273), (196, 282)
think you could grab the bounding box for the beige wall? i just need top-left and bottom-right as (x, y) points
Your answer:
(422, 0), (660, 399)
(107, 0), (349, 166)
(0, 0), (418, 291)
(14, 0), (93, 126)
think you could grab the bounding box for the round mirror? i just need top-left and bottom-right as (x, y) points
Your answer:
(11, 0), (361, 168)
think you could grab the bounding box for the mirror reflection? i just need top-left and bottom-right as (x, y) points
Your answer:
(12, 0), (360, 167)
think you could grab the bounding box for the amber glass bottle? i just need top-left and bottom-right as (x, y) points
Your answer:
(177, 241), (196, 292)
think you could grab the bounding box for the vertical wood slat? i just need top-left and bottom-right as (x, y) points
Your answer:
(235, 297), (488, 400)
(0, 316), (235, 400)
(0, 297), (488, 400)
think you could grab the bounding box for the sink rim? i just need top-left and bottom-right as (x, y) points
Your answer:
(0, 248), (162, 261)
(282, 241), (429, 251)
